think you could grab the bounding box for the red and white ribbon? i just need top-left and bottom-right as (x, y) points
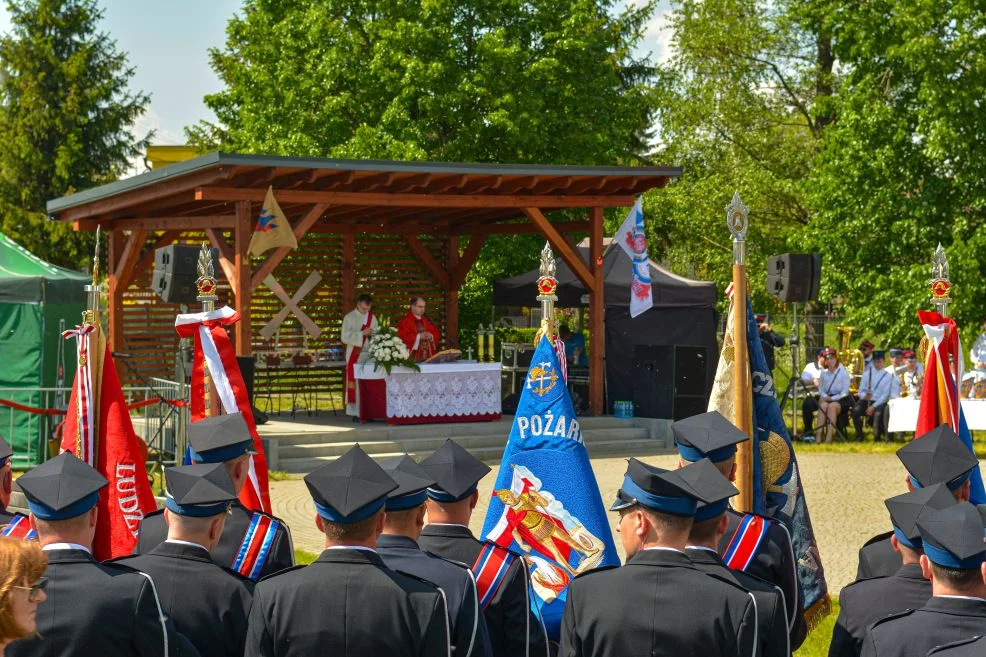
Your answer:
(62, 324), (97, 464)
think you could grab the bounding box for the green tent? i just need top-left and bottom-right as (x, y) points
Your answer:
(0, 233), (88, 467)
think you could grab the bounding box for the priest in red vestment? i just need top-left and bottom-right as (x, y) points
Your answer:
(397, 296), (441, 361)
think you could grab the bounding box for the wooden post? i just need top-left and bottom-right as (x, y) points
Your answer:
(234, 201), (253, 356)
(341, 234), (356, 315)
(589, 207), (605, 416)
(106, 230), (124, 355)
(445, 236), (459, 349)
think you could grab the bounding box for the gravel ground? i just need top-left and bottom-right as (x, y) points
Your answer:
(272, 452), (986, 595)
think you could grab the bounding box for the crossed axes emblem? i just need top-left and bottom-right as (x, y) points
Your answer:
(260, 272), (323, 341)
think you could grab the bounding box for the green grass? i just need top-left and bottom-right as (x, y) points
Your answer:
(795, 601), (838, 657)
(294, 549), (319, 565)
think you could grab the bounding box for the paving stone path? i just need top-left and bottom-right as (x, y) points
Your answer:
(271, 452), (986, 595)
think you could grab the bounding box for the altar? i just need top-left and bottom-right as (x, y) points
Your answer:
(888, 398), (986, 432)
(354, 362), (502, 425)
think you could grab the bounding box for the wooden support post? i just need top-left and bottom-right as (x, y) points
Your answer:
(445, 236), (459, 348)
(341, 235), (356, 316)
(234, 201), (252, 356)
(404, 235), (451, 288)
(523, 208), (594, 290)
(206, 228), (239, 298)
(589, 208), (605, 416)
(106, 230), (125, 354)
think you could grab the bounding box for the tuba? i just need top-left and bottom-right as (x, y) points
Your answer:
(837, 326), (866, 394)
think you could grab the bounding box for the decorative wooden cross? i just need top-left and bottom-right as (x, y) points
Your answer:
(260, 271), (323, 341)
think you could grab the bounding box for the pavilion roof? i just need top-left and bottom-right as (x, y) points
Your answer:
(46, 152), (681, 235)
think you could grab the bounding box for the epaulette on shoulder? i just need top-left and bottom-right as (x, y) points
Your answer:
(392, 568), (443, 592)
(861, 531), (894, 548)
(928, 635), (984, 655)
(481, 539), (523, 558)
(573, 565), (618, 580)
(143, 507), (165, 520)
(702, 569), (759, 594)
(257, 564), (306, 583)
(102, 555), (137, 567)
(840, 574), (890, 593)
(248, 508), (286, 524)
(869, 608), (916, 630)
(220, 566), (256, 584)
(427, 552), (469, 570)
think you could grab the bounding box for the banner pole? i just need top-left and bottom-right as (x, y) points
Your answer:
(535, 242), (558, 345)
(196, 243), (220, 416)
(726, 192), (754, 512)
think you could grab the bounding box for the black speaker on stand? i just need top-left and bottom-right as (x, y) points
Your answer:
(766, 253), (821, 303)
(152, 245), (217, 304)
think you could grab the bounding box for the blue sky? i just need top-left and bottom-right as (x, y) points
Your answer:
(0, 0), (673, 147)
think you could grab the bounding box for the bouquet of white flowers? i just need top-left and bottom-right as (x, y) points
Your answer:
(367, 318), (420, 374)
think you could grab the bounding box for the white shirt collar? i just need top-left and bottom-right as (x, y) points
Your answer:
(42, 542), (91, 554)
(324, 545), (377, 553)
(937, 595), (986, 602)
(684, 545), (718, 554)
(165, 538), (210, 552)
(641, 546), (684, 554)
(425, 523), (471, 529)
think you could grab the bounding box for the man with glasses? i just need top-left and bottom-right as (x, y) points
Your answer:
(115, 463), (253, 657)
(134, 413), (294, 581)
(397, 296), (441, 362)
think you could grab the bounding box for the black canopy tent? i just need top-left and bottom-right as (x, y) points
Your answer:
(494, 239), (718, 419)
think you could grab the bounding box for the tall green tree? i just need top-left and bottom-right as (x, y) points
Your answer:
(804, 0), (986, 347)
(193, 0), (661, 341)
(0, 0), (150, 268)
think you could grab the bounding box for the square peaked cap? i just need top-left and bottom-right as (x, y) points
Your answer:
(673, 410), (749, 463)
(915, 502), (986, 568)
(165, 463), (236, 517)
(304, 445), (397, 524)
(187, 413), (254, 463)
(418, 439), (491, 501)
(0, 433), (11, 462)
(896, 425), (979, 489)
(612, 458), (724, 516)
(377, 454), (437, 510)
(884, 483), (954, 546)
(17, 452), (107, 520)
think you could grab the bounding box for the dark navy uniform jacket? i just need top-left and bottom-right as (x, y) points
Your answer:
(116, 541), (254, 657)
(829, 563), (931, 657)
(928, 635), (986, 656)
(558, 548), (759, 657)
(6, 548), (176, 657)
(720, 508), (808, 649)
(855, 531), (901, 581)
(244, 547), (450, 657)
(377, 534), (492, 657)
(134, 501), (293, 580)
(687, 546), (790, 657)
(861, 597), (986, 657)
(419, 523), (549, 657)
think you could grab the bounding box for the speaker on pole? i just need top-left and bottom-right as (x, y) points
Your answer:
(766, 253), (821, 302)
(152, 244), (216, 304)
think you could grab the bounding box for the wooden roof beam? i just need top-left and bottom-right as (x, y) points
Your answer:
(195, 187), (636, 209)
(310, 169), (356, 189)
(498, 176), (540, 194)
(450, 235), (486, 289)
(347, 172), (397, 193)
(387, 173), (432, 193)
(457, 175), (503, 195)
(132, 230), (183, 280)
(206, 228), (238, 297)
(73, 215), (236, 231)
(451, 219), (590, 236)
(427, 174), (469, 194)
(114, 229), (149, 291)
(567, 177), (609, 194)
(523, 207), (594, 290)
(404, 235), (450, 287)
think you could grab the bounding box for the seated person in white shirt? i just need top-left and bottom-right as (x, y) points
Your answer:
(816, 347), (851, 444)
(851, 351), (901, 442)
(902, 349), (923, 399)
(800, 348), (825, 439)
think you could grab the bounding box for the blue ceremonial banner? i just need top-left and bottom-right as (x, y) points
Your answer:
(480, 335), (620, 640)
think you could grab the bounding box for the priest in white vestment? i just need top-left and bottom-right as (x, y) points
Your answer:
(342, 293), (378, 418)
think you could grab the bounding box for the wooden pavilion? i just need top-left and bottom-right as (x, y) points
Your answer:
(47, 153), (680, 415)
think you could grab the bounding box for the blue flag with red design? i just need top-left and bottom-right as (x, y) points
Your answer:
(480, 335), (619, 640)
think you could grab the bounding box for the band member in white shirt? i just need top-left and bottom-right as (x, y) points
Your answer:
(851, 351), (900, 442)
(816, 347), (851, 444)
(902, 350), (923, 399)
(800, 348), (825, 440)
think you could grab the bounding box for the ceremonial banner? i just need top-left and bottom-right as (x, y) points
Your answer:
(615, 197), (653, 318)
(481, 335), (619, 640)
(176, 306), (272, 513)
(915, 310), (986, 504)
(708, 297), (831, 627)
(60, 324), (156, 559)
(248, 186), (297, 257)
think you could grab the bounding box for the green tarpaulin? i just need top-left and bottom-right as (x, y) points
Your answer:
(0, 233), (88, 467)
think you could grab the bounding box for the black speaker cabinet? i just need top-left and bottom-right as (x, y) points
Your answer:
(152, 244), (216, 304)
(632, 345), (674, 419)
(766, 253), (821, 302)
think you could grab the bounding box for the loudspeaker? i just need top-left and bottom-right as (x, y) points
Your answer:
(673, 346), (709, 420)
(152, 244), (215, 304)
(631, 345), (674, 419)
(766, 253), (821, 302)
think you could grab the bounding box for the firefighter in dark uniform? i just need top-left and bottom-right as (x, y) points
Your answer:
(828, 484), (951, 657)
(673, 410), (807, 649)
(244, 445), (450, 657)
(417, 439), (549, 657)
(558, 458), (759, 657)
(8, 453), (175, 657)
(856, 425), (977, 580)
(376, 454), (493, 657)
(861, 502), (986, 657)
(928, 635), (986, 656)
(683, 460), (791, 657)
(115, 463), (253, 657)
(134, 413), (294, 581)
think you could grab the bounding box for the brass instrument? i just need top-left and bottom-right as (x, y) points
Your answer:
(898, 368), (908, 397)
(836, 326), (866, 394)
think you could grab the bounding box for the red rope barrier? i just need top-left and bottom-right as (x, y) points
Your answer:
(0, 396), (188, 416)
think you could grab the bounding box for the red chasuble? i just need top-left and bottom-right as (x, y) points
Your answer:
(397, 312), (441, 361)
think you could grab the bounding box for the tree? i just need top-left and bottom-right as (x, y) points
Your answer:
(193, 0), (661, 342)
(0, 0), (150, 268)
(804, 0), (986, 347)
